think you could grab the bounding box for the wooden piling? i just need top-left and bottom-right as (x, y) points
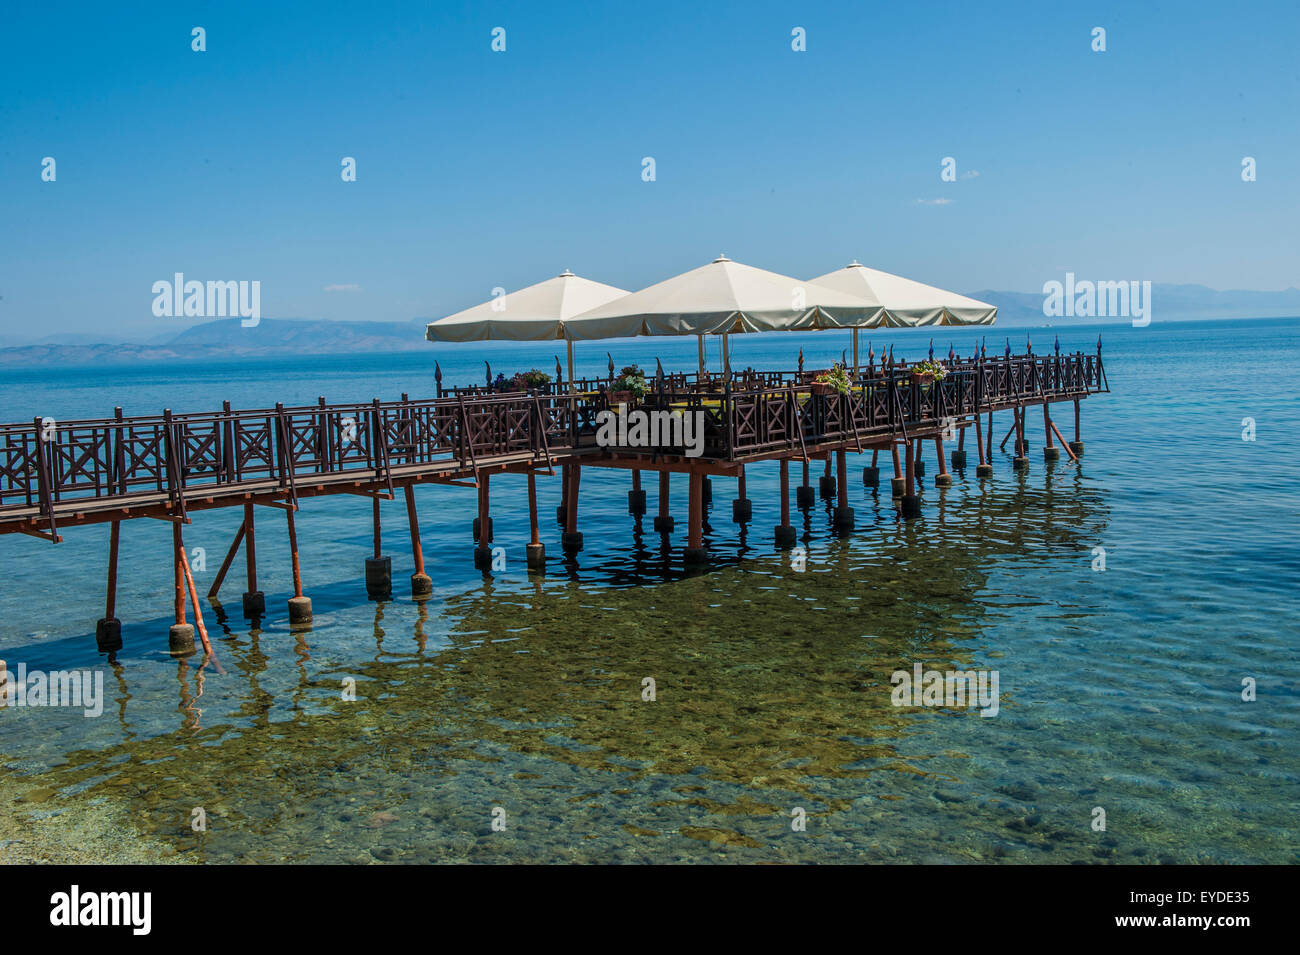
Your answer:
(168, 521), (196, 654)
(406, 483), (434, 594)
(285, 503), (314, 622)
(526, 470), (545, 569)
(655, 470), (673, 532)
(563, 464), (583, 552)
(934, 435), (952, 486)
(95, 520), (123, 655)
(685, 470), (706, 563)
(172, 521), (187, 627)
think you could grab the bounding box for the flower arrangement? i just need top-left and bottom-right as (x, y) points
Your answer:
(510, 369), (552, 390)
(910, 359), (948, 382)
(812, 362), (852, 396)
(613, 364), (649, 401)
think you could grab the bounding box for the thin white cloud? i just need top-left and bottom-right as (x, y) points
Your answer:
(324, 283), (362, 292)
(915, 198), (954, 206)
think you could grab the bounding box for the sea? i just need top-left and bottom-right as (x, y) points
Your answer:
(1, 317), (1297, 863)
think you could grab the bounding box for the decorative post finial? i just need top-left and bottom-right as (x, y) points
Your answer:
(607, 352), (614, 379)
(485, 361), (492, 389)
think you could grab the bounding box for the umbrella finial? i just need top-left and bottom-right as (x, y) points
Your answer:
(607, 351), (614, 379)
(485, 361), (492, 388)
(1097, 334), (1103, 353)
(928, 339), (934, 360)
(1004, 337), (1011, 358)
(948, 342), (955, 363)
(1054, 335), (1060, 355)
(434, 361), (442, 384)
(798, 348), (804, 374)
(1026, 335), (1033, 354)
(555, 355), (563, 383)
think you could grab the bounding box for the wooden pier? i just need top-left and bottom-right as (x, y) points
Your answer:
(0, 348), (1106, 657)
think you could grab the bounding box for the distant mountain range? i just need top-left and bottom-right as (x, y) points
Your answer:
(1, 285), (1297, 365)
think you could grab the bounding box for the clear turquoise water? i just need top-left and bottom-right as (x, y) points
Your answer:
(1, 318), (1298, 863)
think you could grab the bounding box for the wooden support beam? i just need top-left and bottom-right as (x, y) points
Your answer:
(172, 521), (187, 626)
(105, 520), (120, 619)
(244, 502), (258, 594)
(779, 458), (790, 528)
(208, 519), (245, 599)
(975, 412), (986, 466)
(527, 471), (540, 546)
(1051, 420), (1079, 461)
(688, 472), (703, 550)
(285, 504), (304, 598)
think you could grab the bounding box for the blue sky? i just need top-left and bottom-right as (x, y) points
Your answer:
(1, 0), (1297, 340)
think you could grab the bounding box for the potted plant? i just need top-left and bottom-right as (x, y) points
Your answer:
(810, 362), (851, 396)
(910, 359), (948, 384)
(511, 368), (552, 391)
(610, 364), (648, 405)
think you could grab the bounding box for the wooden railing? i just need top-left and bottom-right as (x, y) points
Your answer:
(0, 352), (1105, 534)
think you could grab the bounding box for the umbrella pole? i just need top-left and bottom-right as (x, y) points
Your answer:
(566, 340), (575, 393)
(852, 329), (859, 376)
(698, 335), (705, 378)
(722, 333), (730, 375)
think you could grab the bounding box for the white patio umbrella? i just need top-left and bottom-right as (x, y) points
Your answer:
(425, 269), (630, 388)
(565, 255), (881, 374)
(425, 269), (630, 342)
(809, 261), (997, 327)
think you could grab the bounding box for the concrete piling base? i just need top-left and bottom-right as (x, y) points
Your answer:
(562, 531), (584, 553)
(890, 476), (906, 496)
(411, 573), (433, 597)
(832, 506), (855, 534)
(774, 525), (797, 548)
(1069, 440), (1085, 457)
(472, 516), (493, 542)
(900, 495), (922, 519)
(242, 591), (265, 618)
(1014, 439), (1029, 456)
(473, 546), (492, 571)
(628, 489), (647, 514)
(796, 485), (815, 508)
(732, 498), (752, 523)
(96, 617), (123, 655)
(819, 475), (836, 498)
(526, 542), (546, 570)
(976, 464), (994, 478)
(935, 473), (953, 487)
(684, 547), (708, 565)
(950, 450), (967, 470)
(556, 504), (567, 524)
(168, 623), (196, 655)
(653, 515), (674, 533)
(288, 595), (313, 625)
(862, 466), (879, 486)
(1043, 446), (1061, 461)
(365, 556), (392, 598)
(1013, 456), (1030, 471)
(915, 460), (925, 477)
